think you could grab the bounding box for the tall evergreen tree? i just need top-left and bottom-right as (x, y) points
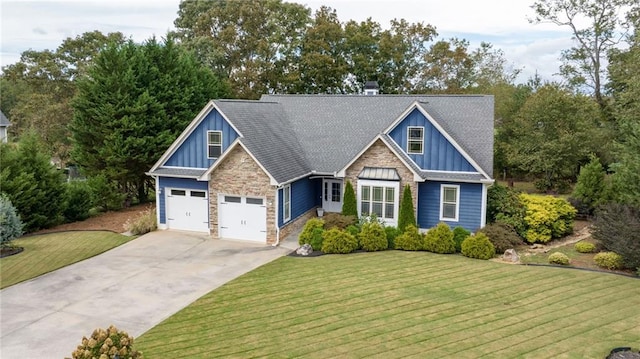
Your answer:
(397, 184), (416, 232)
(0, 133), (66, 232)
(572, 155), (606, 214)
(342, 180), (357, 217)
(71, 37), (229, 203)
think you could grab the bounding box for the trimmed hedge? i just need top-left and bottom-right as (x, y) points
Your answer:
(321, 228), (358, 254)
(548, 252), (570, 265)
(299, 218), (325, 251)
(461, 233), (495, 260)
(395, 225), (423, 251)
(594, 252), (624, 270)
(358, 221), (388, 252)
(423, 222), (456, 254)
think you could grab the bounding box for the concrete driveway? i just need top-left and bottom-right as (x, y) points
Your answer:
(0, 231), (290, 359)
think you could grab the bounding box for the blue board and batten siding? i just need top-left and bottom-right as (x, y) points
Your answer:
(277, 177), (321, 227)
(389, 109), (475, 172)
(158, 177), (208, 224)
(165, 108), (239, 168)
(417, 181), (483, 232)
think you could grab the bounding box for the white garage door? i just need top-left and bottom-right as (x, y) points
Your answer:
(218, 195), (267, 242)
(166, 188), (209, 232)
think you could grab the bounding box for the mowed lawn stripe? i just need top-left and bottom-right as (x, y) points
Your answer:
(136, 252), (640, 358)
(0, 231), (132, 288)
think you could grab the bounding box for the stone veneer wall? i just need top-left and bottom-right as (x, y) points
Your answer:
(209, 145), (277, 244)
(279, 207), (318, 242)
(344, 139), (418, 213)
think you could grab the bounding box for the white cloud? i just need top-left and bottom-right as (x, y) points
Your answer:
(1, 0), (576, 84)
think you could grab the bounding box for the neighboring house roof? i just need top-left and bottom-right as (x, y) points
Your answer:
(0, 110), (11, 127)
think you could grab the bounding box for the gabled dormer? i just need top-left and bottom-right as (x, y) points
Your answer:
(385, 103), (488, 177)
(149, 101), (240, 176)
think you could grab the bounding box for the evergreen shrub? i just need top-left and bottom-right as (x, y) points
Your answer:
(461, 233), (495, 260)
(395, 225), (423, 251)
(423, 222), (456, 254)
(321, 228), (358, 254)
(548, 252), (570, 265)
(594, 252), (624, 270)
(358, 221), (388, 251)
(299, 218), (325, 251)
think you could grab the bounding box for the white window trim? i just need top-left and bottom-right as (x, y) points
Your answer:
(440, 184), (460, 222)
(357, 179), (400, 226)
(207, 130), (222, 159)
(407, 126), (424, 155)
(283, 185), (291, 222)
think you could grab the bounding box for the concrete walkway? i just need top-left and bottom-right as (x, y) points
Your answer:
(0, 231), (290, 359)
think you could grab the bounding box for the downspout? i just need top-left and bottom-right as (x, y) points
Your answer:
(272, 186), (280, 247)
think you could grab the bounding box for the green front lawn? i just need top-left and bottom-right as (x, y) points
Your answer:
(137, 251), (640, 358)
(0, 231), (132, 289)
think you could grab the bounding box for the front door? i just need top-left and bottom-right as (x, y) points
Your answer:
(322, 179), (343, 213)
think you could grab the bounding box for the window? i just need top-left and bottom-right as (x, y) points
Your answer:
(407, 126), (424, 154)
(190, 191), (206, 198)
(440, 185), (459, 221)
(207, 131), (222, 158)
(224, 196), (241, 203)
(283, 185), (291, 222)
(171, 189), (186, 196)
(359, 181), (398, 223)
(246, 198), (263, 205)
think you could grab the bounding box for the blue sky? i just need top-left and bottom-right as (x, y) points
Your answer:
(0, 0), (576, 84)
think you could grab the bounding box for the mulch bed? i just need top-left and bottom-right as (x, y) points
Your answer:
(0, 246), (24, 258)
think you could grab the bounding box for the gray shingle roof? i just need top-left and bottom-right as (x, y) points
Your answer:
(151, 167), (207, 178)
(261, 94), (494, 178)
(212, 100), (312, 183)
(0, 110), (11, 126)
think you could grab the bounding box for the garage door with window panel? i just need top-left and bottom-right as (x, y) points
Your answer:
(218, 195), (267, 242)
(166, 188), (209, 232)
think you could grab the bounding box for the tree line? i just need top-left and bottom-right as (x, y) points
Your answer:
(0, 0), (638, 233)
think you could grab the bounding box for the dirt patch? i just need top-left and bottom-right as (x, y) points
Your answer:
(34, 203), (155, 235)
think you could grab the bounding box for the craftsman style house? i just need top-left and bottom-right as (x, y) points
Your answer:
(148, 94), (494, 245)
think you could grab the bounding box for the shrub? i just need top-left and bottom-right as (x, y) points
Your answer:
(0, 194), (24, 246)
(345, 225), (360, 237)
(423, 222), (456, 254)
(395, 225), (423, 251)
(478, 222), (524, 254)
(397, 184), (416, 232)
(452, 226), (471, 253)
(461, 233), (495, 260)
(87, 174), (126, 211)
(548, 252), (570, 265)
(321, 228), (358, 254)
(358, 221), (388, 251)
(385, 226), (400, 250)
(0, 135), (66, 232)
(323, 212), (357, 229)
(125, 207), (157, 235)
(486, 183), (527, 236)
(592, 203), (640, 269)
(70, 325), (143, 359)
(63, 181), (94, 222)
(341, 180), (358, 217)
(358, 213), (385, 226)
(299, 218), (325, 251)
(520, 194), (576, 243)
(574, 241), (596, 253)
(594, 252), (624, 270)
(572, 155), (606, 216)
